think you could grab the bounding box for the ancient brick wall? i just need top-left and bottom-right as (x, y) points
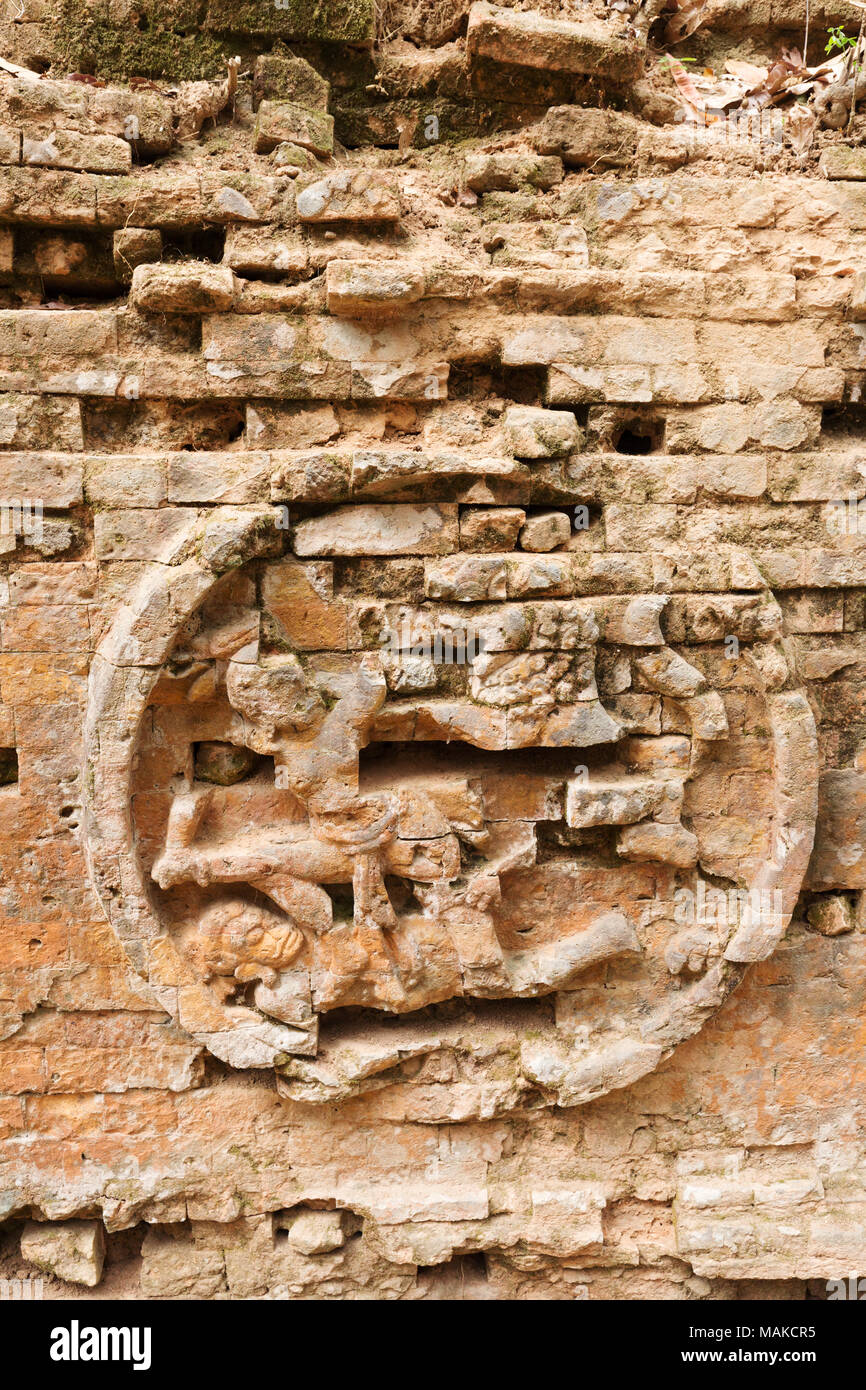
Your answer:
(2, 0), (866, 1300)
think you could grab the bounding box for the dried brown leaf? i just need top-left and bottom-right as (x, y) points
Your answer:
(663, 0), (710, 44)
(786, 104), (817, 153)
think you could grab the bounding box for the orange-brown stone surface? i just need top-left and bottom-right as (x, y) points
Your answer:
(2, 0), (866, 1302)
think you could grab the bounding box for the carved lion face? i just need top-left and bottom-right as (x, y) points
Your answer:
(185, 899), (304, 986)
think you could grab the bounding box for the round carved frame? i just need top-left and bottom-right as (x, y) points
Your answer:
(84, 506), (820, 1117)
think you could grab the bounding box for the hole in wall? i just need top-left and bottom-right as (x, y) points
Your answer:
(613, 420), (665, 454)
(0, 749), (18, 786)
(15, 230), (120, 298)
(163, 226), (226, 265)
(588, 407), (666, 454)
(820, 404), (866, 443)
(501, 366), (548, 405)
(82, 399), (246, 451)
(415, 1252), (492, 1299)
(322, 883), (355, 922)
(614, 427), (655, 455)
(384, 876), (423, 915)
(447, 364), (548, 404)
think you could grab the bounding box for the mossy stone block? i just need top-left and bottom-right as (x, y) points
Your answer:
(204, 0), (375, 45)
(253, 56), (331, 111)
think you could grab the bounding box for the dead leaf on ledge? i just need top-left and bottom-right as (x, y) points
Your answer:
(663, 0), (710, 45)
(65, 73), (107, 87)
(787, 103), (818, 153)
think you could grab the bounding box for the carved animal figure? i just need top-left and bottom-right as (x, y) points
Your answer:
(186, 898), (303, 998)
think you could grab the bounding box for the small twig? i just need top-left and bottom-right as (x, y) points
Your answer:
(804, 0), (810, 66)
(227, 55), (240, 121)
(848, 12), (866, 136)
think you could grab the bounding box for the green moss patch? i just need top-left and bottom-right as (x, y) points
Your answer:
(203, 0), (375, 45)
(50, 0), (232, 80)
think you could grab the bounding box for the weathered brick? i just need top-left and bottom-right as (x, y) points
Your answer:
(1, 9), (866, 1306)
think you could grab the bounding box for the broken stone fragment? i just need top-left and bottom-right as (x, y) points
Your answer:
(113, 227), (162, 284)
(664, 930), (719, 977)
(261, 557), (348, 649)
(22, 129), (132, 175)
(198, 507), (283, 572)
(505, 911), (640, 995)
(634, 649), (706, 698)
(352, 361), (449, 402)
(819, 146), (866, 180)
(621, 734), (690, 774)
(504, 406), (580, 459)
(27, 517), (83, 558)
(519, 511), (571, 552)
(21, 1220), (105, 1288)
(460, 507), (526, 551)
(426, 553), (507, 600)
(464, 151), (564, 193)
(295, 169), (401, 224)
(566, 777), (668, 829)
(325, 259), (425, 315)
(272, 448), (351, 499)
(378, 695), (509, 750)
(491, 640), (567, 685)
(665, 402), (822, 454)
(507, 698), (621, 748)
(506, 552), (573, 597)
(534, 106), (639, 168)
(260, 419), (338, 460)
(254, 101), (335, 158)
(849, 270), (866, 322)
(0, 394), (83, 451)
(194, 741), (259, 785)
(223, 227), (308, 278)
(281, 1209), (345, 1255)
(0, 166), (98, 227)
(0, 127), (18, 164)
(130, 261), (236, 314)
(616, 821), (699, 868)
(87, 87), (174, 156)
(382, 651), (438, 693)
(680, 692), (729, 741)
(806, 895), (856, 937)
(2, 304), (116, 358)
(271, 143), (322, 175)
(253, 55), (331, 111)
(348, 448), (522, 496)
(629, 78), (681, 127)
(139, 1227), (225, 1300)
(466, 3), (644, 81)
(294, 504), (458, 556)
(201, 172), (292, 226)
(0, 79), (173, 157)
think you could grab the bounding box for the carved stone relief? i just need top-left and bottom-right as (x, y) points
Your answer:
(84, 506), (818, 1119)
